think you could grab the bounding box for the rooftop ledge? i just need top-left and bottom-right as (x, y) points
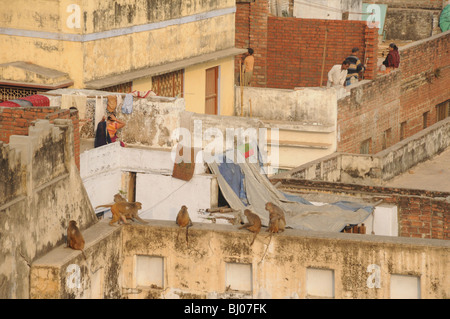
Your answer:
(32, 218), (450, 269)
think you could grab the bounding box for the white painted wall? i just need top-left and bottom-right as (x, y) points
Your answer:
(294, 0), (362, 21)
(136, 172), (216, 222)
(80, 142), (215, 222)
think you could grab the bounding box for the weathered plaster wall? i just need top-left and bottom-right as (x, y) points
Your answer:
(30, 221), (122, 299)
(119, 221), (449, 299)
(27, 219), (450, 299)
(0, 119), (97, 298)
(0, 0), (236, 88)
(276, 116), (450, 185)
(234, 86), (338, 125)
(362, 0), (445, 40)
(45, 89), (184, 149)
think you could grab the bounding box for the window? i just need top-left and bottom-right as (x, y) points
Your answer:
(382, 128), (392, 150)
(101, 82), (132, 93)
(152, 70), (184, 98)
(400, 121), (407, 141)
(0, 85), (43, 102)
(306, 268), (335, 299)
(390, 274), (420, 299)
(225, 263), (252, 292)
(135, 255), (164, 288)
(423, 111), (429, 129)
(360, 138), (372, 154)
(436, 100), (449, 122)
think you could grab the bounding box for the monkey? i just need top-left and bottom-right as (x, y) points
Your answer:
(259, 202), (286, 263)
(176, 205), (193, 244)
(96, 201), (145, 226)
(96, 193), (147, 226)
(265, 202), (286, 233)
(111, 194), (148, 224)
(238, 209), (262, 245)
(67, 220), (86, 259)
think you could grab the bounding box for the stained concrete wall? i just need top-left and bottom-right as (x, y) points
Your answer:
(234, 86), (338, 124)
(121, 221), (449, 299)
(30, 219), (449, 299)
(362, 0), (445, 40)
(45, 89), (184, 149)
(30, 221), (122, 299)
(276, 117), (450, 185)
(0, 119), (97, 299)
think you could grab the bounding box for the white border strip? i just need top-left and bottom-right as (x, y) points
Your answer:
(0, 6), (236, 43)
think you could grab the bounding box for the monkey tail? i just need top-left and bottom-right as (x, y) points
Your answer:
(250, 232), (257, 246)
(95, 204), (113, 209)
(185, 225), (190, 245)
(259, 234), (273, 264)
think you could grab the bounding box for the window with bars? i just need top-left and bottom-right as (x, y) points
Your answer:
(436, 100), (449, 122)
(0, 85), (44, 102)
(152, 70), (184, 98)
(101, 82), (133, 94)
(360, 138), (372, 154)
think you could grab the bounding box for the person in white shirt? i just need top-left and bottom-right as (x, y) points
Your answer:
(327, 60), (351, 88)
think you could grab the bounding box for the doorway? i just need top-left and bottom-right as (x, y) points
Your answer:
(205, 66), (219, 115)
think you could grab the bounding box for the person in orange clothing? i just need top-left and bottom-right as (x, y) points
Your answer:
(107, 113), (126, 147)
(242, 48), (254, 86)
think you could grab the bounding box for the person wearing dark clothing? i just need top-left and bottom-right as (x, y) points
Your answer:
(94, 117), (111, 148)
(383, 43), (400, 69)
(345, 47), (365, 86)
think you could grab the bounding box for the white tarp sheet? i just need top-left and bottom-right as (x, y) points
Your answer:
(208, 160), (372, 233)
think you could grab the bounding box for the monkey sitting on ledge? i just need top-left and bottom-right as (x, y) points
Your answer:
(265, 202), (286, 233)
(176, 205), (193, 245)
(67, 220), (86, 259)
(238, 209), (262, 246)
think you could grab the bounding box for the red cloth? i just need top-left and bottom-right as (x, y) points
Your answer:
(384, 50), (400, 68)
(19, 94), (50, 107)
(0, 101), (20, 107)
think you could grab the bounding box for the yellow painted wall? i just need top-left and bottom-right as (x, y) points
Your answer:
(184, 57), (235, 116)
(0, 0), (236, 88)
(132, 77), (152, 92)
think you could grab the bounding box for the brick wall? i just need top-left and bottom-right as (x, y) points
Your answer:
(0, 107), (80, 170)
(337, 31), (450, 154)
(271, 178), (450, 240)
(266, 17), (378, 88)
(236, 0), (269, 87)
(235, 0), (378, 89)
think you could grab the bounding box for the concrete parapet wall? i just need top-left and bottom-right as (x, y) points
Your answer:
(276, 117), (450, 184)
(30, 220), (450, 299)
(234, 86), (338, 125)
(0, 120), (97, 298)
